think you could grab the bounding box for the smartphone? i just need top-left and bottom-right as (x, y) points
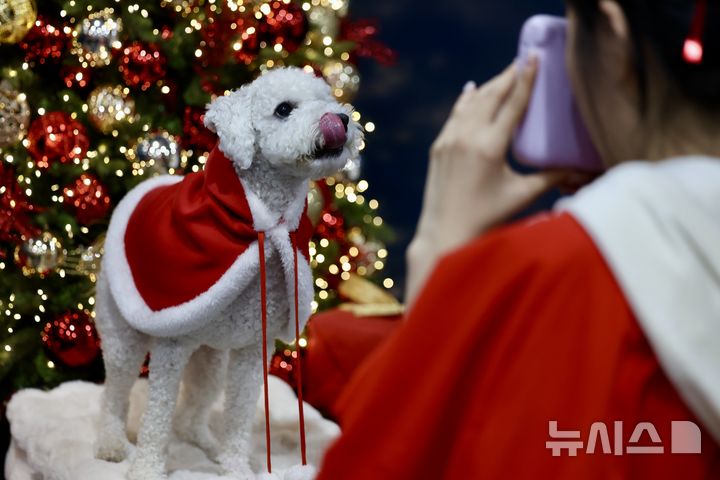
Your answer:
(512, 15), (604, 172)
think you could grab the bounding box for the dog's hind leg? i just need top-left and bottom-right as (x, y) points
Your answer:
(174, 345), (228, 459)
(94, 275), (150, 462)
(129, 338), (192, 480)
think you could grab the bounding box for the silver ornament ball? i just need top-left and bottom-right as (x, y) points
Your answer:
(133, 130), (182, 174)
(14, 232), (65, 277)
(73, 8), (122, 67)
(0, 83), (30, 147)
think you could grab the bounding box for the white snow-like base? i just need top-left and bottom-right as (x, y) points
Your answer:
(5, 378), (338, 480)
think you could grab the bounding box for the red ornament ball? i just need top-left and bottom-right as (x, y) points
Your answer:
(118, 42), (167, 91)
(62, 174), (111, 224)
(0, 162), (40, 245)
(19, 16), (70, 65)
(27, 112), (89, 169)
(233, 17), (260, 64)
(42, 311), (101, 368)
(61, 65), (92, 89)
(258, 1), (308, 53)
(182, 106), (217, 153)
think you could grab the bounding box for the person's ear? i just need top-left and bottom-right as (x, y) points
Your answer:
(596, 1), (636, 85)
(598, 0), (630, 40)
(204, 85), (256, 170)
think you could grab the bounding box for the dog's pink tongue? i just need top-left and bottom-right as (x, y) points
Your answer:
(319, 113), (347, 150)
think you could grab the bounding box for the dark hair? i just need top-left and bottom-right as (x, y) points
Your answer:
(565, 0), (720, 111)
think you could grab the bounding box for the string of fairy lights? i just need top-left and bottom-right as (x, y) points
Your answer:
(0, 0), (396, 367)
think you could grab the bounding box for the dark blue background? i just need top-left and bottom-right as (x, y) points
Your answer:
(350, 0), (564, 297)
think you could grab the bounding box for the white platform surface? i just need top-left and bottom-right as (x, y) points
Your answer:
(5, 377), (339, 480)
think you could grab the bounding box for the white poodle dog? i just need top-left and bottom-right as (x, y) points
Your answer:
(93, 67), (361, 479)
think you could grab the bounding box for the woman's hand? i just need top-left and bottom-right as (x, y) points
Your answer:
(405, 59), (590, 305)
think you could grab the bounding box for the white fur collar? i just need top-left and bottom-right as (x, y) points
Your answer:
(239, 177), (308, 233)
(558, 156), (720, 444)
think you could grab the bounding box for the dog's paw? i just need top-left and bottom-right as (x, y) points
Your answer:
(127, 453), (168, 480)
(218, 453), (254, 479)
(282, 464), (317, 480)
(94, 434), (131, 462)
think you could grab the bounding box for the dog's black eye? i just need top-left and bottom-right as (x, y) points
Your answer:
(274, 102), (295, 119)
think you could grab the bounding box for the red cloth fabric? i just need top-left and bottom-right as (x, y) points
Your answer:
(302, 310), (401, 420)
(317, 212), (720, 480)
(124, 146), (313, 311)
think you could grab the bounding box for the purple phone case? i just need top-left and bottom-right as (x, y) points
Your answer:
(512, 15), (604, 172)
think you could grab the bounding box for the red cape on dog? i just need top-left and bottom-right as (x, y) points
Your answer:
(125, 146), (312, 311)
(102, 145), (314, 338)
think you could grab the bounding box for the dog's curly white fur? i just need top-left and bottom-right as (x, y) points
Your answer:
(93, 68), (361, 479)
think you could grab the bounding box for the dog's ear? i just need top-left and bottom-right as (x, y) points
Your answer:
(204, 85), (255, 169)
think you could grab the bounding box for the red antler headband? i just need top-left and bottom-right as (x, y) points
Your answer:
(683, 0), (707, 64)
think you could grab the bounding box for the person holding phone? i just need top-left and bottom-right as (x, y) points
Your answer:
(317, 0), (720, 478)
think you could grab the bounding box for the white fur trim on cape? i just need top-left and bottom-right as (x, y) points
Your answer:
(103, 175), (312, 339)
(557, 156), (720, 444)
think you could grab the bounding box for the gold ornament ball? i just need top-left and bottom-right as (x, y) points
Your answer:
(77, 243), (102, 274)
(87, 85), (136, 133)
(127, 130), (184, 175)
(14, 232), (65, 277)
(313, 0), (348, 18)
(0, 0), (37, 44)
(72, 8), (122, 67)
(307, 6), (340, 38)
(0, 83), (30, 146)
(323, 60), (360, 103)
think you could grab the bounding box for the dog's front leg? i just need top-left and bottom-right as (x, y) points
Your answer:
(219, 344), (263, 478)
(128, 339), (192, 480)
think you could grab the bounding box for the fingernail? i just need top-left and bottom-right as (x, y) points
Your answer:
(462, 81), (477, 93)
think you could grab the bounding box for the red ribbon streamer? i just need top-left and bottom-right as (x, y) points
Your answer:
(258, 230), (307, 473)
(258, 231), (273, 473)
(290, 231), (308, 465)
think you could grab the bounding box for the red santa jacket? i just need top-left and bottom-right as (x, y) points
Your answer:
(317, 211), (720, 479)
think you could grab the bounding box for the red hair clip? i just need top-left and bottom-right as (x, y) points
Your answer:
(683, 0), (707, 64)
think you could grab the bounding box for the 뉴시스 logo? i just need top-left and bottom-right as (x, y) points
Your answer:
(546, 420), (702, 456)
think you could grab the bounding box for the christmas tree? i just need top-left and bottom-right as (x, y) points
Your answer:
(0, 0), (395, 395)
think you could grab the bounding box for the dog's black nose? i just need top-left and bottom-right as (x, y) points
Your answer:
(338, 113), (349, 131)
